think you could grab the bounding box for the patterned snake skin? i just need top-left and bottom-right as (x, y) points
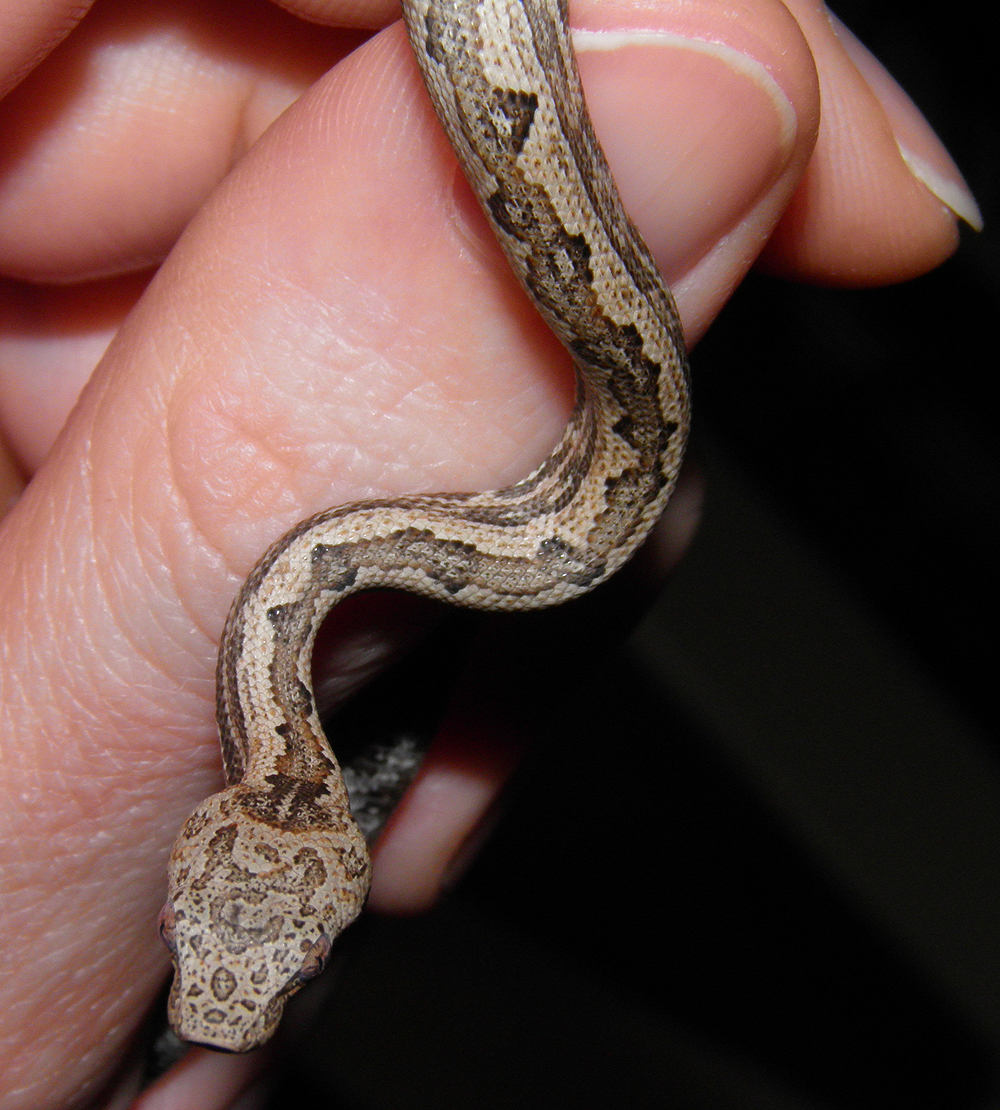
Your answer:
(159, 0), (689, 1052)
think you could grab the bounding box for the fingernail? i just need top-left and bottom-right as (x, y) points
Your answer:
(827, 12), (983, 231)
(574, 28), (798, 150)
(572, 28), (800, 277)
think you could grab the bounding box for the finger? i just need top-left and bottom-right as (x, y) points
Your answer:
(573, 0), (820, 339)
(0, 0), (357, 283)
(274, 0), (399, 28)
(0, 0), (93, 97)
(0, 6), (815, 1102)
(129, 1047), (268, 1110)
(0, 272), (149, 474)
(759, 0), (980, 285)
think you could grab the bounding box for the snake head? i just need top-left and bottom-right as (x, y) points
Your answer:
(161, 784), (371, 1052)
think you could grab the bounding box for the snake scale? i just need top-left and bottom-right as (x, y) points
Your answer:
(160, 0), (689, 1052)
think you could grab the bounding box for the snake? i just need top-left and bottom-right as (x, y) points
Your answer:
(159, 0), (689, 1053)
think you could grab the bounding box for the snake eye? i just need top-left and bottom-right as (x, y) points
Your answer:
(296, 933), (332, 983)
(158, 904), (177, 954)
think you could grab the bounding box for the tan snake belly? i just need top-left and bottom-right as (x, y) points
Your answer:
(160, 0), (689, 1053)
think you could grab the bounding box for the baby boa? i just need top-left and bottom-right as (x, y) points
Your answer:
(160, 0), (689, 1052)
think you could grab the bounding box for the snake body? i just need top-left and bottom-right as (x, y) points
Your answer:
(160, 0), (688, 1052)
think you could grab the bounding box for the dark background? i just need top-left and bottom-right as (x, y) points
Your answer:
(264, 3), (997, 1106)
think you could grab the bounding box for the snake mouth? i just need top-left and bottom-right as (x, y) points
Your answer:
(172, 1011), (277, 1055)
(184, 1036), (240, 1054)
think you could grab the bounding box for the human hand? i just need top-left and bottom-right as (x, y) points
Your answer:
(0, 0), (976, 1107)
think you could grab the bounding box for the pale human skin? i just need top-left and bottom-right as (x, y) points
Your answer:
(0, 0), (976, 1107)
